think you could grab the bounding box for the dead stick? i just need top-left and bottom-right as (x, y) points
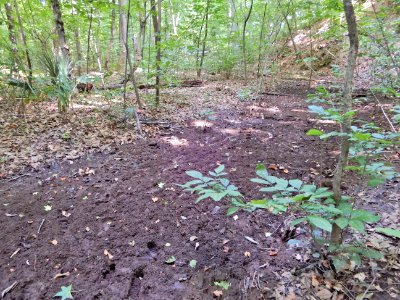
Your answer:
(37, 219), (45, 234)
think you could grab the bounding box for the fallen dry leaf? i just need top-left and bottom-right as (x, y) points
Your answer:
(268, 249), (278, 256)
(315, 288), (332, 300)
(104, 249), (114, 259)
(213, 290), (223, 297)
(54, 272), (70, 279)
(268, 164), (278, 170)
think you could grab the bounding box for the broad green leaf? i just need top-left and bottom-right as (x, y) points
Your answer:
(54, 285), (73, 300)
(351, 210), (380, 223)
(349, 219), (365, 233)
(250, 178), (270, 184)
(289, 179), (303, 190)
(308, 215), (332, 232)
(375, 227), (400, 238)
(335, 217), (349, 229)
(227, 207), (240, 216)
(275, 178), (289, 190)
(255, 164), (268, 179)
(214, 165), (225, 174)
(362, 248), (383, 259)
(291, 217), (307, 226)
(186, 170), (203, 179)
(306, 129), (323, 136)
(367, 177), (385, 187)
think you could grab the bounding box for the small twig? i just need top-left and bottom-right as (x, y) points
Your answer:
(371, 92), (397, 132)
(361, 276), (376, 300)
(37, 219), (45, 234)
(1, 281), (18, 298)
(10, 248), (20, 259)
(271, 221), (284, 236)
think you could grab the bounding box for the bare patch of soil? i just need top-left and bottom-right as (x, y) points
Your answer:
(0, 81), (398, 299)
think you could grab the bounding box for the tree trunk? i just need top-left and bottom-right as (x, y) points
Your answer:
(242, 0), (253, 81)
(277, 0), (298, 57)
(105, 0), (116, 71)
(13, 0), (33, 86)
(70, 1), (82, 76)
(4, 2), (18, 76)
(331, 0), (359, 245)
(150, 0), (162, 105)
(257, 0), (268, 78)
(119, 0), (128, 66)
(197, 0), (210, 79)
(51, 0), (69, 61)
(86, 7), (93, 74)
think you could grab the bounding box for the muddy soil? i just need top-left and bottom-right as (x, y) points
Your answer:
(0, 83), (393, 299)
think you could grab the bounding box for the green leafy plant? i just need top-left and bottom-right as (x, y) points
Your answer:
(307, 105), (399, 186)
(54, 284), (73, 300)
(41, 53), (74, 113)
(178, 165), (244, 212)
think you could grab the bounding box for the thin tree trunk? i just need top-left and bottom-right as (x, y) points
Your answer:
(197, 0), (210, 79)
(86, 7), (93, 74)
(277, 0), (298, 57)
(257, 0), (268, 78)
(13, 0), (33, 86)
(331, 0), (359, 244)
(242, 0), (253, 81)
(105, 0), (116, 71)
(70, 0), (82, 76)
(51, 0), (69, 61)
(94, 18), (104, 87)
(4, 2), (18, 76)
(150, 0), (161, 105)
(122, 0), (143, 134)
(119, 0), (128, 66)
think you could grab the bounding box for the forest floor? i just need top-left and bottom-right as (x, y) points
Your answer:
(0, 79), (399, 300)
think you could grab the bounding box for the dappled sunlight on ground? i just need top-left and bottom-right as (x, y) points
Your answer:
(162, 136), (189, 147)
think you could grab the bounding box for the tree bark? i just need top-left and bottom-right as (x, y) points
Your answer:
(197, 0), (210, 79)
(119, 0), (128, 66)
(4, 2), (18, 76)
(242, 0), (253, 80)
(105, 0), (116, 71)
(150, 0), (162, 105)
(331, 0), (359, 245)
(277, 0), (299, 57)
(13, 0), (33, 85)
(51, 0), (69, 61)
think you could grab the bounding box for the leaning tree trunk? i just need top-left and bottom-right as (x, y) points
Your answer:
(51, 0), (69, 61)
(4, 2), (18, 76)
(331, 0), (359, 244)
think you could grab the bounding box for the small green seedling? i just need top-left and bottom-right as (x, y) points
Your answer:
(189, 259), (197, 268)
(165, 256), (177, 264)
(214, 281), (230, 290)
(54, 284), (73, 300)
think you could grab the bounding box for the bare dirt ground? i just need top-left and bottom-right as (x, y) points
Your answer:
(0, 80), (399, 299)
